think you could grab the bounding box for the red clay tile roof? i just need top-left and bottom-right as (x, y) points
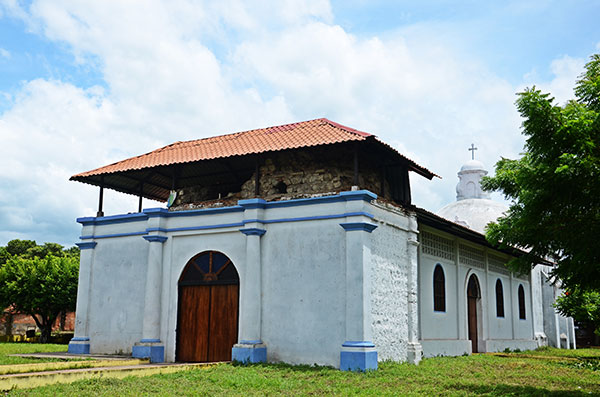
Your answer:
(72, 118), (437, 180)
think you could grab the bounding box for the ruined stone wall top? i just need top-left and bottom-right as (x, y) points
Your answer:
(171, 146), (391, 210)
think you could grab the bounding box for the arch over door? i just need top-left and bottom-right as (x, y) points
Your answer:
(176, 251), (239, 362)
(467, 274), (481, 353)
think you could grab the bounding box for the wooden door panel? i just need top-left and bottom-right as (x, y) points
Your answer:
(177, 286), (210, 362)
(468, 297), (478, 353)
(208, 284), (239, 362)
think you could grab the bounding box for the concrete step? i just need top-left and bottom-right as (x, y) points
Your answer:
(0, 361), (217, 390)
(0, 358), (147, 375)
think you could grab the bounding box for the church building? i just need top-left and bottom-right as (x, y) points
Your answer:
(67, 118), (573, 370)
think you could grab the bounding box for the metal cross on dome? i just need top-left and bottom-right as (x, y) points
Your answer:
(468, 143), (478, 160)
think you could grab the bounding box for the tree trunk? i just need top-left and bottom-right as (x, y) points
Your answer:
(30, 314), (57, 343)
(39, 325), (52, 344)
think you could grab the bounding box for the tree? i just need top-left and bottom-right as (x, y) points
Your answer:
(555, 288), (600, 344)
(0, 247), (10, 266)
(0, 255), (79, 343)
(482, 54), (600, 290)
(5, 239), (37, 257)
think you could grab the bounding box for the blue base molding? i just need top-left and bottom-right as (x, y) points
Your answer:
(68, 337), (91, 354)
(340, 350), (377, 371)
(132, 344), (165, 363)
(340, 342), (377, 371)
(231, 343), (267, 364)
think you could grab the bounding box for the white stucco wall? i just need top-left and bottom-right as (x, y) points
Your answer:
(369, 204), (413, 361)
(417, 226), (537, 357)
(73, 191), (388, 367)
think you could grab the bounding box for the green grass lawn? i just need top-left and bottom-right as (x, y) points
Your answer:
(6, 347), (600, 396)
(0, 342), (68, 365)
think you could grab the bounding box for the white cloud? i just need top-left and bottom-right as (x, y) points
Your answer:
(0, 48), (10, 59)
(521, 55), (586, 106)
(2, 0), (583, 246)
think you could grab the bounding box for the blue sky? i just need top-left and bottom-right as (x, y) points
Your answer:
(0, 0), (599, 247)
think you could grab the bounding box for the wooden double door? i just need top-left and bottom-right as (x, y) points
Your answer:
(176, 251), (239, 362)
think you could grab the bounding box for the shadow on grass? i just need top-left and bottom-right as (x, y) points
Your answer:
(231, 361), (337, 373)
(448, 383), (600, 396)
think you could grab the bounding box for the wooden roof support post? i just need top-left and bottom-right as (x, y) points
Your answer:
(380, 165), (386, 197)
(254, 155), (260, 197)
(138, 182), (144, 213)
(353, 144), (359, 187)
(97, 176), (104, 217)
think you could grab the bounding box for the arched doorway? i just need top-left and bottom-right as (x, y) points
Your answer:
(176, 251), (239, 362)
(467, 274), (481, 353)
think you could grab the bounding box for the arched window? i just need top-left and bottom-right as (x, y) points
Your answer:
(495, 279), (504, 318)
(518, 284), (526, 320)
(433, 264), (445, 312)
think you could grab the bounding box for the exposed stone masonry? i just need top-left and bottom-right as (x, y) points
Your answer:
(171, 146), (392, 210)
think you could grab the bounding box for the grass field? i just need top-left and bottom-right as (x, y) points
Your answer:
(5, 347), (600, 396)
(0, 343), (68, 365)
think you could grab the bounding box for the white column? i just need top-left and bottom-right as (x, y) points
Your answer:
(141, 237), (166, 340)
(239, 225), (264, 343)
(68, 241), (96, 354)
(406, 214), (422, 364)
(232, 198), (267, 363)
(132, 231), (167, 363)
(339, 191), (378, 371)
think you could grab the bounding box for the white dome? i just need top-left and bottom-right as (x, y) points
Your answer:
(460, 159), (486, 172)
(437, 199), (508, 234)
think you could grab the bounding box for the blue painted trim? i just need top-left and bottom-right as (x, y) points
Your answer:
(75, 190), (377, 229)
(232, 345), (267, 364)
(240, 340), (263, 345)
(140, 338), (161, 343)
(133, 344), (165, 363)
(144, 206), (244, 218)
(70, 337), (90, 342)
(80, 213), (375, 240)
(239, 228), (266, 236)
(150, 345), (165, 363)
(340, 350), (377, 371)
(340, 222), (378, 233)
(77, 212), (148, 226)
(146, 227), (168, 233)
(143, 235), (168, 243)
(238, 198), (267, 209)
(75, 242), (97, 250)
(340, 190), (378, 201)
(342, 341), (376, 348)
(246, 211), (374, 225)
(68, 342), (90, 354)
(80, 231), (148, 240)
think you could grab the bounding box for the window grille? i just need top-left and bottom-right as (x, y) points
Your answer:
(495, 279), (505, 317)
(458, 244), (485, 268)
(433, 265), (446, 312)
(518, 284), (526, 319)
(421, 231), (455, 261)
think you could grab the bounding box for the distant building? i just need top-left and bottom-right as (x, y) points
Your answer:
(68, 119), (573, 370)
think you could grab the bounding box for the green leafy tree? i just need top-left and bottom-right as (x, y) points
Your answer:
(482, 54), (600, 290)
(0, 255), (79, 343)
(555, 288), (600, 342)
(5, 239), (37, 257)
(0, 247), (10, 266)
(25, 242), (65, 259)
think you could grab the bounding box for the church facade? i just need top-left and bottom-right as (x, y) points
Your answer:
(67, 118), (573, 370)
